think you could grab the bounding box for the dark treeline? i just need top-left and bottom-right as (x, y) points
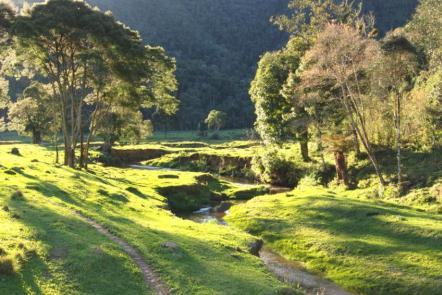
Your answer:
(12, 0), (418, 130)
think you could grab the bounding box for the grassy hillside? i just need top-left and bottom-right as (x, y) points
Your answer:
(226, 187), (442, 295)
(0, 144), (290, 294)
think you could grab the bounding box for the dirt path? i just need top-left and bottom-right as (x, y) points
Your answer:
(75, 212), (170, 295)
(260, 249), (352, 295)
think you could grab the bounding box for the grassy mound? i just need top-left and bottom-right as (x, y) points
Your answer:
(226, 187), (442, 295)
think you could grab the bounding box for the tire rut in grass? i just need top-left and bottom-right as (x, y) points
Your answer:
(75, 212), (170, 295)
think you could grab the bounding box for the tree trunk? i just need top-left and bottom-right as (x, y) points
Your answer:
(339, 85), (386, 188)
(351, 121), (361, 157)
(79, 126), (85, 169)
(84, 128), (96, 170)
(55, 138), (59, 164)
(315, 124), (326, 170)
(334, 150), (349, 187)
(32, 130), (42, 144)
(396, 95), (402, 194)
(300, 141), (310, 162)
(66, 146), (75, 168)
(102, 139), (113, 156)
(299, 129), (310, 162)
(64, 136), (69, 166)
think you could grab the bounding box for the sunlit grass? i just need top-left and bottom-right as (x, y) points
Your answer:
(0, 144), (289, 294)
(227, 186), (442, 295)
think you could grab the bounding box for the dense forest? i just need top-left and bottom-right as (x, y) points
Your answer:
(12, 0), (418, 130)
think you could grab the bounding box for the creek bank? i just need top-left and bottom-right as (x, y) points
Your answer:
(182, 201), (352, 295)
(107, 148), (171, 165)
(179, 196), (352, 295)
(130, 165), (274, 214)
(127, 164), (349, 294)
(150, 152), (254, 180)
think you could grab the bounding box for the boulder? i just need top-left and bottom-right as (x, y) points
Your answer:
(161, 242), (179, 252)
(214, 202), (232, 213)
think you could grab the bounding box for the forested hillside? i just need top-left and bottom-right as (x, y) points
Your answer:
(12, 0), (418, 129)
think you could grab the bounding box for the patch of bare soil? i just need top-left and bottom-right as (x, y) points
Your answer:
(75, 212), (170, 295)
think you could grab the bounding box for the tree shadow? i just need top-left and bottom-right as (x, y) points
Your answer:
(274, 194), (442, 294)
(6, 198), (148, 295)
(349, 148), (442, 188)
(99, 213), (286, 295)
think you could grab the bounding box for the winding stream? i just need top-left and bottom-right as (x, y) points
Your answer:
(130, 164), (352, 295)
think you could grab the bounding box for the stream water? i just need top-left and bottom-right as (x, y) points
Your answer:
(130, 164), (352, 295)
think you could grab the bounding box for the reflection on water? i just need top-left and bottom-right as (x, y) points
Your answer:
(179, 209), (228, 225)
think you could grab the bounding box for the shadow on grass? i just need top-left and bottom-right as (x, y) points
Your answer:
(266, 194), (442, 294)
(5, 198), (147, 295)
(349, 148), (442, 188)
(100, 213), (285, 295)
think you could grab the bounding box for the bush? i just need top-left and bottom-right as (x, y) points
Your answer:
(10, 148), (20, 156)
(0, 257), (15, 275)
(11, 190), (24, 201)
(251, 148), (300, 187)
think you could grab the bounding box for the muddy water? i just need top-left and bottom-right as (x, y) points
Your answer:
(130, 164), (351, 295)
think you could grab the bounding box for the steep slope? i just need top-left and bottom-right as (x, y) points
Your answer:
(11, 0), (418, 129)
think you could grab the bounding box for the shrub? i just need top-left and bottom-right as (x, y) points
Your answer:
(0, 257), (15, 275)
(10, 148), (20, 156)
(11, 190), (24, 201)
(251, 148), (300, 187)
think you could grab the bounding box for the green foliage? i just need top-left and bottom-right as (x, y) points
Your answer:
(205, 110), (227, 132)
(7, 82), (53, 143)
(251, 147), (300, 187)
(97, 108), (153, 146)
(250, 48), (303, 143)
(11, 0), (178, 167)
(10, 0), (419, 130)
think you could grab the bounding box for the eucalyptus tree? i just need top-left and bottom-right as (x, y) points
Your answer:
(13, 0), (176, 168)
(251, 0), (376, 163)
(300, 23), (386, 187)
(0, 1), (15, 109)
(406, 0), (442, 148)
(83, 44), (178, 167)
(372, 32), (420, 191)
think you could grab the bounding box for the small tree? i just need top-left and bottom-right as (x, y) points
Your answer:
(323, 134), (353, 187)
(8, 82), (53, 144)
(97, 107), (153, 154)
(205, 110), (226, 135)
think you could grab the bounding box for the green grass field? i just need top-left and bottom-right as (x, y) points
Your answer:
(0, 144), (290, 295)
(1, 130), (441, 295)
(226, 186), (442, 295)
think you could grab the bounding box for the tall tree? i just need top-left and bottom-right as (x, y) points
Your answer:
(300, 23), (386, 187)
(13, 0), (173, 168)
(372, 32), (420, 192)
